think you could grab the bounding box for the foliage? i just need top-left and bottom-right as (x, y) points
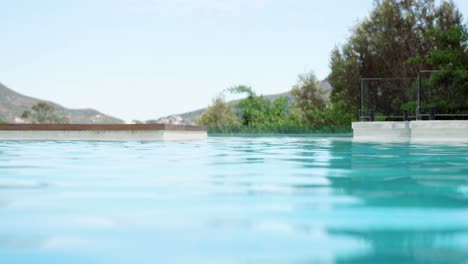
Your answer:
(420, 25), (468, 113)
(425, 25), (468, 70)
(290, 72), (354, 127)
(200, 0), (468, 133)
(328, 47), (361, 117)
(290, 72), (327, 125)
(208, 125), (351, 135)
(328, 0), (466, 117)
(291, 72), (326, 110)
(204, 79), (354, 134)
(21, 102), (69, 124)
(228, 85), (256, 98)
(196, 95), (239, 126)
(322, 91), (355, 126)
(229, 85), (293, 127)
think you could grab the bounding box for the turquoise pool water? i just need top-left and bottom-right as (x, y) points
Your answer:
(0, 137), (467, 263)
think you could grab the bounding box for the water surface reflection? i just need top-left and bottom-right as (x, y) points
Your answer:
(0, 138), (467, 263)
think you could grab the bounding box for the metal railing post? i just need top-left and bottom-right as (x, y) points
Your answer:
(416, 72), (421, 120)
(360, 80), (364, 121)
(429, 107), (436, 120)
(369, 110), (375, 122)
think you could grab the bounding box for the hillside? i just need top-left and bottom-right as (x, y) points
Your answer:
(0, 82), (123, 124)
(153, 80), (333, 125)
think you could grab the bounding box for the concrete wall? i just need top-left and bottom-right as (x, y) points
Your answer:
(352, 121), (468, 142)
(352, 122), (411, 142)
(0, 130), (208, 141)
(410, 121), (468, 142)
(162, 130), (208, 141)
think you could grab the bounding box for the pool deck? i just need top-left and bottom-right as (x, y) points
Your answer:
(0, 124), (208, 141)
(352, 121), (468, 142)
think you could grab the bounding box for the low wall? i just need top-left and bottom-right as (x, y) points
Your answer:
(352, 121), (468, 142)
(352, 122), (410, 141)
(0, 124), (208, 141)
(410, 121), (468, 142)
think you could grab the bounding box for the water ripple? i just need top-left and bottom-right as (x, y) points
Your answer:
(0, 137), (467, 263)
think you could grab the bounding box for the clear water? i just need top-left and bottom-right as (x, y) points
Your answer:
(1, 137), (468, 264)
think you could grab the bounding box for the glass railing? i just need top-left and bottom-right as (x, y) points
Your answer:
(360, 70), (468, 121)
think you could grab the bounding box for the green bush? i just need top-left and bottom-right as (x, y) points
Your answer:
(208, 125), (351, 135)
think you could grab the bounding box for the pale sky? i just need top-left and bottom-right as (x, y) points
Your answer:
(1, 0), (467, 122)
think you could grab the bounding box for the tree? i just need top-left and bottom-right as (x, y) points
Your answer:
(323, 91), (355, 126)
(290, 72), (328, 125)
(228, 85), (256, 98)
(328, 46), (361, 116)
(229, 85), (291, 127)
(328, 0), (465, 116)
(291, 72), (326, 112)
(196, 95), (239, 126)
(229, 85), (268, 127)
(269, 96), (291, 126)
(420, 25), (468, 113)
(425, 25), (468, 70)
(22, 102), (69, 124)
(32, 102), (55, 123)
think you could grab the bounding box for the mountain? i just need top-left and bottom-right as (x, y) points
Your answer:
(0, 82), (123, 124)
(152, 80), (333, 125)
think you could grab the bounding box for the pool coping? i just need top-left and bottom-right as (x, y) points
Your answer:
(0, 124), (207, 131)
(0, 124), (208, 141)
(352, 121), (468, 142)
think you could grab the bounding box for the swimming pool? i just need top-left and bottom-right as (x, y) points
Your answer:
(1, 137), (467, 263)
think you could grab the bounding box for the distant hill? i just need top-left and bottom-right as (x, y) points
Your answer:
(152, 79), (333, 125)
(0, 82), (123, 124)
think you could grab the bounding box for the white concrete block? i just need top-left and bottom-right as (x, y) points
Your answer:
(0, 125), (208, 141)
(352, 122), (411, 141)
(352, 121), (468, 142)
(410, 121), (468, 142)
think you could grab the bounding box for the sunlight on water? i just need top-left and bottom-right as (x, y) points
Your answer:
(0, 137), (467, 263)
